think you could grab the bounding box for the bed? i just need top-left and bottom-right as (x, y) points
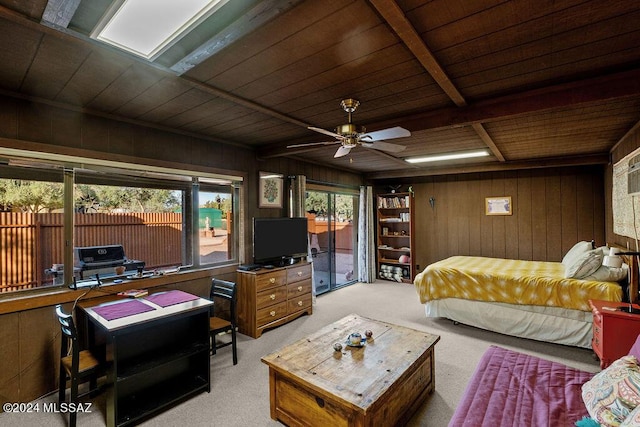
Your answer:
(414, 245), (630, 348)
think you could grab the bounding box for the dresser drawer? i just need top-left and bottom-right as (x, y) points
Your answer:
(257, 301), (287, 327)
(256, 270), (286, 291)
(288, 293), (312, 313)
(287, 264), (311, 283)
(257, 286), (287, 309)
(287, 280), (312, 298)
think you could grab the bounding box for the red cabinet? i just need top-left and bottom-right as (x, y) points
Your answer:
(590, 299), (640, 368)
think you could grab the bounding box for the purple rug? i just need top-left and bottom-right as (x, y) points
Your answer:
(92, 299), (156, 321)
(145, 290), (199, 307)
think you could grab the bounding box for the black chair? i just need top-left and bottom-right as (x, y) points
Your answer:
(209, 279), (238, 365)
(56, 304), (102, 427)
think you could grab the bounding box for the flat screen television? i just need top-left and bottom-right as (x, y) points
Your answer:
(253, 217), (308, 265)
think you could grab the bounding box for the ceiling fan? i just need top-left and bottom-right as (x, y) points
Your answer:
(288, 99), (411, 158)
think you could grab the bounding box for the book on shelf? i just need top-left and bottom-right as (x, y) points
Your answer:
(378, 195), (410, 208)
(117, 289), (148, 298)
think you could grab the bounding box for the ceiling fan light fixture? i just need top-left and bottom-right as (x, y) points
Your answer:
(335, 123), (365, 136)
(340, 98), (360, 113)
(405, 150), (490, 164)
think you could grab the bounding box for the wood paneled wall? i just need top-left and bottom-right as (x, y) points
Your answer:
(407, 166), (605, 273)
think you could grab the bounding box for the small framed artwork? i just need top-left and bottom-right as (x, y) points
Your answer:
(259, 172), (283, 208)
(485, 196), (512, 215)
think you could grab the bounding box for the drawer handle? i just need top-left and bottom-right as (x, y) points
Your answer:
(297, 271), (302, 276)
(270, 310), (276, 317)
(315, 397), (325, 408)
(269, 278), (275, 284)
(297, 286), (303, 292)
(270, 294), (276, 300)
(297, 300), (303, 306)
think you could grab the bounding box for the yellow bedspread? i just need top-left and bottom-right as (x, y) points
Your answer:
(414, 256), (622, 311)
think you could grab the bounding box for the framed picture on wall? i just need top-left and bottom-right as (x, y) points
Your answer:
(259, 171), (283, 208)
(485, 196), (512, 215)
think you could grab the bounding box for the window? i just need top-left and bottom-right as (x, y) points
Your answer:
(198, 186), (236, 265)
(0, 151), (241, 293)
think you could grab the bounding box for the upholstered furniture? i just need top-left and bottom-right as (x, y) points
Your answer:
(451, 336), (640, 426)
(209, 279), (238, 365)
(449, 346), (594, 426)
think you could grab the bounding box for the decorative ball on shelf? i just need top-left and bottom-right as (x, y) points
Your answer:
(333, 342), (343, 352)
(365, 330), (373, 339)
(399, 254), (410, 264)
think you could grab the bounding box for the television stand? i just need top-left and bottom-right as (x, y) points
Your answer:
(236, 262), (312, 338)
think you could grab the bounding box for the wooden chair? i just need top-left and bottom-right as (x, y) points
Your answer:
(56, 304), (102, 427)
(209, 279), (238, 365)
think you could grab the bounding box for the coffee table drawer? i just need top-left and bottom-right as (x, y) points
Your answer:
(257, 301), (287, 327)
(275, 375), (353, 427)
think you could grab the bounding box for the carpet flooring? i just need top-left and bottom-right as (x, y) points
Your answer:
(0, 280), (600, 426)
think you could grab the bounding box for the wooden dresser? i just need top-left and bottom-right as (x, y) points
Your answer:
(237, 262), (313, 338)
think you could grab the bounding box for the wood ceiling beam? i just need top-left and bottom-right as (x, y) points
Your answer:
(376, 68), (640, 133)
(41, 0), (80, 28)
(368, 0), (465, 107)
(368, 0), (505, 162)
(172, 0), (304, 74)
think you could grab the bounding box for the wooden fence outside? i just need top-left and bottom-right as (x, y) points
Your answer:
(0, 212), (183, 292)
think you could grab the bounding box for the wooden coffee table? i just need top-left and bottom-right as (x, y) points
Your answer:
(261, 314), (440, 427)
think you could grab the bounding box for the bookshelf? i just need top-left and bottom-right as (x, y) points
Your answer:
(377, 192), (414, 283)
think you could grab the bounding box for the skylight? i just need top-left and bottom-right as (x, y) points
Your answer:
(94, 0), (226, 60)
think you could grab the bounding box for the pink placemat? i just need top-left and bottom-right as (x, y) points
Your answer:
(92, 299), (155, 321)
(145, 290), (199, 307)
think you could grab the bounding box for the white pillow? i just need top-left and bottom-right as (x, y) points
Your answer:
(565, 248), (603, 279)
(584, 263), (628, 282)
(562, 241), (593, 267)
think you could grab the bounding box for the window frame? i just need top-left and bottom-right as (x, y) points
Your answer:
(0, 149), (242, 293)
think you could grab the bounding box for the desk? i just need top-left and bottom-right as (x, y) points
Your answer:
(80, 291), (212, 427)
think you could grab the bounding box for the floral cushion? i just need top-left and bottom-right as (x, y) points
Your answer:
(582, 356), (640, 426)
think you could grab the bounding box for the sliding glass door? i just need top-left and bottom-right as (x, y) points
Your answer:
(306, 190), (358, 294)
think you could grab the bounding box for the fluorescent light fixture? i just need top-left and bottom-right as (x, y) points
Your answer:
(405, 150), (490, 164)
(93, 0), (227, 60)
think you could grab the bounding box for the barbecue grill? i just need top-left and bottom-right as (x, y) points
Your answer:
(46, 244), (145, 285)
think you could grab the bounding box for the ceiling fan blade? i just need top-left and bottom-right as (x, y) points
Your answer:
(287, 140), (340, 148)
(361, 126), (411, 141)
(334, 146), (352, 158)
(308, 126), (344, 140)
(361, 141), (406, 153)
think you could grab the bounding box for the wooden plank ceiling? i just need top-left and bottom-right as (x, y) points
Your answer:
(0, 0), (638, 180)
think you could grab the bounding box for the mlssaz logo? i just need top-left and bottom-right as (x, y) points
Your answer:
(42, 402), (92, 413)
